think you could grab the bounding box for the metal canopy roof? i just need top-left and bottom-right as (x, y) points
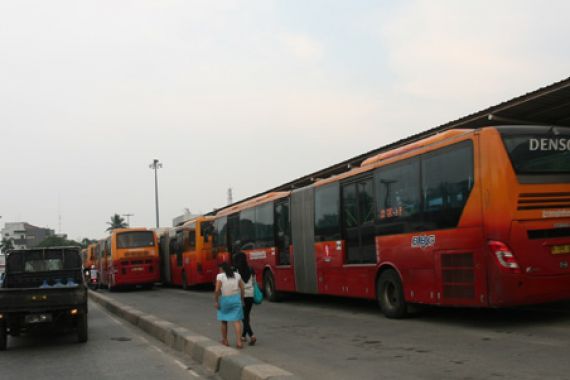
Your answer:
(213, 76), (570, 214)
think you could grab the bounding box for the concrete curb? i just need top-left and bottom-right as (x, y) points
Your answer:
(89, 291), (298, 380)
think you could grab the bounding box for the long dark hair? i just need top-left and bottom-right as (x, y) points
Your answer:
(219, 262), (234, 278)
(233, 251), (251, 283)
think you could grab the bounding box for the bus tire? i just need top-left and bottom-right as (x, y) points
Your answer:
(0, 320), (7, 351)
(77, 311), (88, 343)
(377, 269), (408, 319)
(263, 271), (280, 302)
(182, 271), (189, 291)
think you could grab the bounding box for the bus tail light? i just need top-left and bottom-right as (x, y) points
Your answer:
(488, 241), (521, 274)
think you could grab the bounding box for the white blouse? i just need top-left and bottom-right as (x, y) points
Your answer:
(217, 272), (242, 296)
(243, 275), (254, 298)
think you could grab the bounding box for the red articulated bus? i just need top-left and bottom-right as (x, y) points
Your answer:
(212, 192), (292, 292)
(214, 125), (570, 317)
(98, 228), (160, 290)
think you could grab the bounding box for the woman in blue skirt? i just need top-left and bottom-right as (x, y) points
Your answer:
(214, 262), (245, 348)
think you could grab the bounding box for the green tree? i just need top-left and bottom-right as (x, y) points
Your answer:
(37, 235), (82, 248)
(81, 238), (97, 248)
(106, 214), (128, 232)
(0, 237), (14, 253)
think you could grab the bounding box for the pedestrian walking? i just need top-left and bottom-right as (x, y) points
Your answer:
(89, 265), (98, 282)
(214, 262), (245, 348)
(234, 252), (257, 345)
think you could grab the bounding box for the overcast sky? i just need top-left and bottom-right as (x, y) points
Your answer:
(1, 0), (569, 241)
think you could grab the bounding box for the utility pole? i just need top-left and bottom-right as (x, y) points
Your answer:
(149, 159), (163, 228)
(122, 213), (134, 227)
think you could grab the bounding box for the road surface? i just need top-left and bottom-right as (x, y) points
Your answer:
(0, 301), (213, 379)
(103, 286), (570, 380)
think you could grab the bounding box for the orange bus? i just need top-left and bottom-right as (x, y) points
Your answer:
(213, 125), (570, 317)
(99, 228), (160, 289)
(84, 243), (96, 270)
(165, 216), (217, 289)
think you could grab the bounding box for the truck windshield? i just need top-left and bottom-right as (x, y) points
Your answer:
(7, 249), (82, 273)
(117, 231), (155, 248)
(25, 259), (63, 272)
(499, 126), (570, 174)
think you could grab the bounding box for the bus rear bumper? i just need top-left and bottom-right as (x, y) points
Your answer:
(489, 273), (570, 307)
(114, 274), (160, 286)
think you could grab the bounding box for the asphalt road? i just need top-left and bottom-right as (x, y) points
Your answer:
(0, 301), (213, 380)
(101, 286), (570, 380)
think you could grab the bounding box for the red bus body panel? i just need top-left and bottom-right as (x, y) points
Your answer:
(217, 126), (570, 310)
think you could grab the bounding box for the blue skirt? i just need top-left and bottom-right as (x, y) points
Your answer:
(217, 294), (244, 322)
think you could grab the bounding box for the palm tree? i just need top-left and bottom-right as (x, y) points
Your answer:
(106, 214), (128, 232)
(0, 237), (14, 253)
(81, 238), (96, 248)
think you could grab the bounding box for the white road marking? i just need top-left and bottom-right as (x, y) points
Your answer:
(174, 360), (187, 369)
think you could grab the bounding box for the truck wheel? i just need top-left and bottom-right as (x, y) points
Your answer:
(263, 271), (280, 302)
(182, 271), (189, 291)
(0, 320), (7, 351)
(77, 312), (88, 343)
(377, 269), (408, 319)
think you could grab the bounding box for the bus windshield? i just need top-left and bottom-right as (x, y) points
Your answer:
(117, 231), (155, 248)
(499, 126), (570, 174)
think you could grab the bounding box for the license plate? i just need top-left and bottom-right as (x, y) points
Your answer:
(132, 267), (144, 272)
(25, 313), (52, 324)
(551, 245), (570, 255)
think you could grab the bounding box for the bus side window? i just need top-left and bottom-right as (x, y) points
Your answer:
(421, 141), (474, 230)
(239, 209), (256, 251)
(188, 231), (196, 250)
(200, 221), (213, 243)
(255, 203), (274, 249)
(375, 158), (421, 235)
(314, 183), (341, 242)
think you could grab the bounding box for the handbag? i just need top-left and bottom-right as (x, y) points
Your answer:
(253, 279), (263, 305)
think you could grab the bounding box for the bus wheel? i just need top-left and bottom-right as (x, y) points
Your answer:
(77, 311), (88, 343)
(263, 271), (280, 302)
(377, 270), (408, 319)
(0, 320), (7, 351)
(182, 272), (189, 291)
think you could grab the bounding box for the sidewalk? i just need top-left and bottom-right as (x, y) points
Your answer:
(89, 290), (300, 380)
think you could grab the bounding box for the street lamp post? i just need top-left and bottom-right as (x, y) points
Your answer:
(149, 159), (162, 228)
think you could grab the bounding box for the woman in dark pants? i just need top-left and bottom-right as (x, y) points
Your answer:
(234, 252), (257, 345)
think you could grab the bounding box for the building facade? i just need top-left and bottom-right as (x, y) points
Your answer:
(1, 222), (55, 250)
(172, 209), (201, 227)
